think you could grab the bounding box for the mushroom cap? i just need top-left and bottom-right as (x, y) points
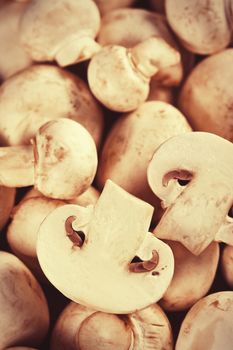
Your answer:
(37, 180), (174, 313)
(0, 0), (32, 80)
(176, 291), (233, 350)
(0, 64), (103, 148)
(19, 0), (100, 64)
(147, 131), (233, 255)
(0, 251), (49, 349)
(221, 245), (233, 289)
(166, 0), (231, 54)
(178, 49), (233, 142)
(34, 118), (98, 199)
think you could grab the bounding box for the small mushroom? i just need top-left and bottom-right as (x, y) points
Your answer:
(19, 0), (101, 66)
(0, 118), (98, 199)
(160, 240), (219, 311)
(94, 0), (135, 16)
(0, 251), (49, 349)
(0, 64), (104, 148)
(221, 245), (233, 289)
(50, 302), (173, 350)
(178, 49), (233, 142)
(0, 0), (32, 81)
(37, 180), (174, 314)
(176, 291), (233, 350)
(165, 0), (232, 54)
(147, 131), (233, 255)
(88, 37), (180, 112)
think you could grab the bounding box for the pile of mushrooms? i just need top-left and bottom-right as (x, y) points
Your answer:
(0, 1), (232, 349)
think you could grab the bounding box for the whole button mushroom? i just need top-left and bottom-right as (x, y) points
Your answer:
(37, 180), (174, 314)
(50, 302), (173, 350)
(0, 0), (32, 81)
(19, 0), (101, 66)
(0, 118), (98, 199)
(0, 251), (49, 349)
(147, 132), (233, 255)
(0, 64), (103, 148)
(94, 0), (135, 16)
(160, 241), (219, 311)
(221, 245), (233, 288)
(166, 0), (232, 54)
(176, 292), (233, 350)
(88, 37), (180, 112)
(178, 49), (233, 142)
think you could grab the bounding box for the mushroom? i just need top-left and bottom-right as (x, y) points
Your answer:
(165, 0), (232, 54)
(221, 245), (233, 289)
(50, 302), (173, 350)
(147, 131), (233, 255)
(94, 0), (135, 16)
(0, 0), (32, 81)
(37, 180), (174, 314)
(178, 49), (233, 142)
(0, 251), (49, 349)
(97, 101), (191, 223)
(0, 186), (15, 231)
(160, 240), (219, 311)
(19, 0), (101, 66)
(87, 37), (180, 112)
(0, 64), (103, 148)
(0, 118), (98, 199)
(176, 291), (233, 350)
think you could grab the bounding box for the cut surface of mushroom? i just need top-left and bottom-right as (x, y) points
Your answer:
(148, 132), (233, 255)
(0, 118), (98, 199)
(0, 251), (49, 349)
(37, 180), (174, 313)
(50, 302), (173, 350)
(221, 245), (233, 289)
(19, 0), (101, 66)
(178, 49), (233, 142)
(88, 37), (180, 112)
(176, 291), (233, 350)
(0, 64), (103, 147)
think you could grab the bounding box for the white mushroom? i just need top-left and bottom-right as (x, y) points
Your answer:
(50, 302), (173, 350)
(0, 251), (49, 349)
(19, 0), (101, 66)
(88, 37), (180, 112)
(37, 180), (174, 314)
(0, 64), (104, 148)
(0, 0), (32, 81)
(160, 240), (219, 311)
(221, 245), (233, 289)
(0, 118), (98, 199)
(178, 49), (233, 142)
(176, 291), (233, 350)
(147, 131), (233, 255)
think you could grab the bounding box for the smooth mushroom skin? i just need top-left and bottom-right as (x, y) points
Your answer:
(178, 49), (233, 142)
(160, 240), (219, 311)
(221, 245), (233, 288)
(0, 251), (49, 349)
(97, 101), (191, 223)
(0, 186), (15, 231)
(0, 0), (32, 81)
(175, 291), (233, 350)
(19, 0), (101, 66)
(147, 132), (233, 255)
(166, 0), (232, 54)
(50, 302), (173, 350)
(37, 180), (174, 314)
(0, 64), (104, 148)
(88, 37), (180, 112)
(94, 0), (135, 15)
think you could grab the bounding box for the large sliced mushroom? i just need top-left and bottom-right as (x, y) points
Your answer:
(221, 245), (233, 289)
(50, 302), (173, 350)
(37, 180), (174, 314)
(147, 132), (233, 255)
(165, 0), (232, 54)
(0, 118), (98, 199)
(176, 291), (233, 350)
(160, 240), (219, 311)
(0, 251), (49, 349)
(178, 49), (233, 142)
(19, 0), (101, 66)
(0, 64), (103, 148)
